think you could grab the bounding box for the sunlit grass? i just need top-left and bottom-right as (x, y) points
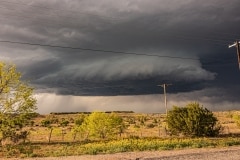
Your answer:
(1, 111), (240, 158)
(29, 137), (240, 157)
(2, 137), (239, 158)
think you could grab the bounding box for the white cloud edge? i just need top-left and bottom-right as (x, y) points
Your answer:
(35, 88), (240, 114)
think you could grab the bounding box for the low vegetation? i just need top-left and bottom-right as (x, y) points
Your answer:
(167, 102), (222, 137)
(1, 137), (240, 158)
(0, 109), (239, 158)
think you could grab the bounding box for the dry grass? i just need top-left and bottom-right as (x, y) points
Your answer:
(1, 110), (240, 158)
(25, 110), (240, 143)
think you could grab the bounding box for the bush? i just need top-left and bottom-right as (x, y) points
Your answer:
(74, 114), (86, 126)
(60, 119), (69, 127)
(166, 102), (221, 137)
(146, 123), (155, 128)
(41, 119), (51, 127)
(81, 112), (125, 139)
(233, 114), (240, 128)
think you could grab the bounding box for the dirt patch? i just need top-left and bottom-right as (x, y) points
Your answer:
(3, 146), (240, 160)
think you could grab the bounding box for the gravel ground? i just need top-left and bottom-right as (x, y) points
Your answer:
(3, 146), (240, 160)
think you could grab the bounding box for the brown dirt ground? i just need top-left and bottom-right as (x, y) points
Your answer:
(3, 145), (240, 160)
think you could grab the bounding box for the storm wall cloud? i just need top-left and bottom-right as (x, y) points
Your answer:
(0, 0), (240, 113)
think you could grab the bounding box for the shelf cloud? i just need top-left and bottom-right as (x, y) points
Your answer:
(0, 0), (240, 113)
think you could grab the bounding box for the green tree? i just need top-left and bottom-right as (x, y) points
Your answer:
(233, 113), (240, 128)
(72, 114), (87, 141)
(0, 62), (37, 144)
(82, 112), (124, 139)
(41, 116), (54, 143)
(110, 113), (126, 137)
(74, 114), (86, 126)
(166, 102), (221, 137)
(60, 118), (69, 127)
(58, 118), (70, 141)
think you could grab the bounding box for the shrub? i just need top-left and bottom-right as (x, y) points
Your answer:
(74, 114), (86, 126)
(41, 119), (51, 127)
(146, 123), (155, 128)
(81, 112), (125, 139)
(60, 119), (69, 127)
(166, 102), (221, 137)
(233, 114), (240, 128)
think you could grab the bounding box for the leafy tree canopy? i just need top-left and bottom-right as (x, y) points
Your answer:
(166, 102), (221, 137)
(0, 62), (37, 144)
(81, 112), (124, 139)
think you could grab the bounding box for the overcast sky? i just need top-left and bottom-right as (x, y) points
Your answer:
(0, 0), (240, 114)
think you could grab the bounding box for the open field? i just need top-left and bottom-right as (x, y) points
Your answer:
(28, 110), (240, 142)
(1, 110), (240, 158)
(29, 111), (240, 142)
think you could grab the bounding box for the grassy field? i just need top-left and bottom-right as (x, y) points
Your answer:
(28, 111), (240, 142)
(1, 110), (240, 158)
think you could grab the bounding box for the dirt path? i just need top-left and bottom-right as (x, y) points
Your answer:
(4, 146), (240, 160)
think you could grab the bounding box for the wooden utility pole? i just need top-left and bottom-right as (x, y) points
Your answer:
(158, 84), (172, 115)
(229, 40), (240, 70)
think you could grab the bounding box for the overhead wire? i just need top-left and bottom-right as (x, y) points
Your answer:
(0, 38), (236, 67)
(0, 20), (232, 49)
(1, 1), (240, 97)
(0, 1), (238, 43)
(0, 0), (239, 66)
(0, 37), (235, 65)
(0, 40), (199, 60)
(0, 1), (238, 42)
(154, 34), (230, 46)
(2, 0), (239, 39)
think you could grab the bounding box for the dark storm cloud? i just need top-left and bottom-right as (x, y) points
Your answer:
(19, 58), (62, 79)
(0, 0), (240, 109)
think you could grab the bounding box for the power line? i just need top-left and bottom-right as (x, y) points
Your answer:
(0, 3), (237, 47)
(0, 9), (233, 44)
(0, 2), (239, 65)
(0, 40), (200, 60)
(1, 39), (238, 65)
(156, 34), (230, 46)
(0, 13), (232, 47)
(157, 31), (235, 44)
(0, 1), (238, 44)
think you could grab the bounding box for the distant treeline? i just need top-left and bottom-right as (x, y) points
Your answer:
(105, 111), (134, 113)
(50, 111), (134, 115)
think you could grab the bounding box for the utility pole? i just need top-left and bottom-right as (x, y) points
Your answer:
(158, 84), (172, 115)
(229, 40), (240, 70)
